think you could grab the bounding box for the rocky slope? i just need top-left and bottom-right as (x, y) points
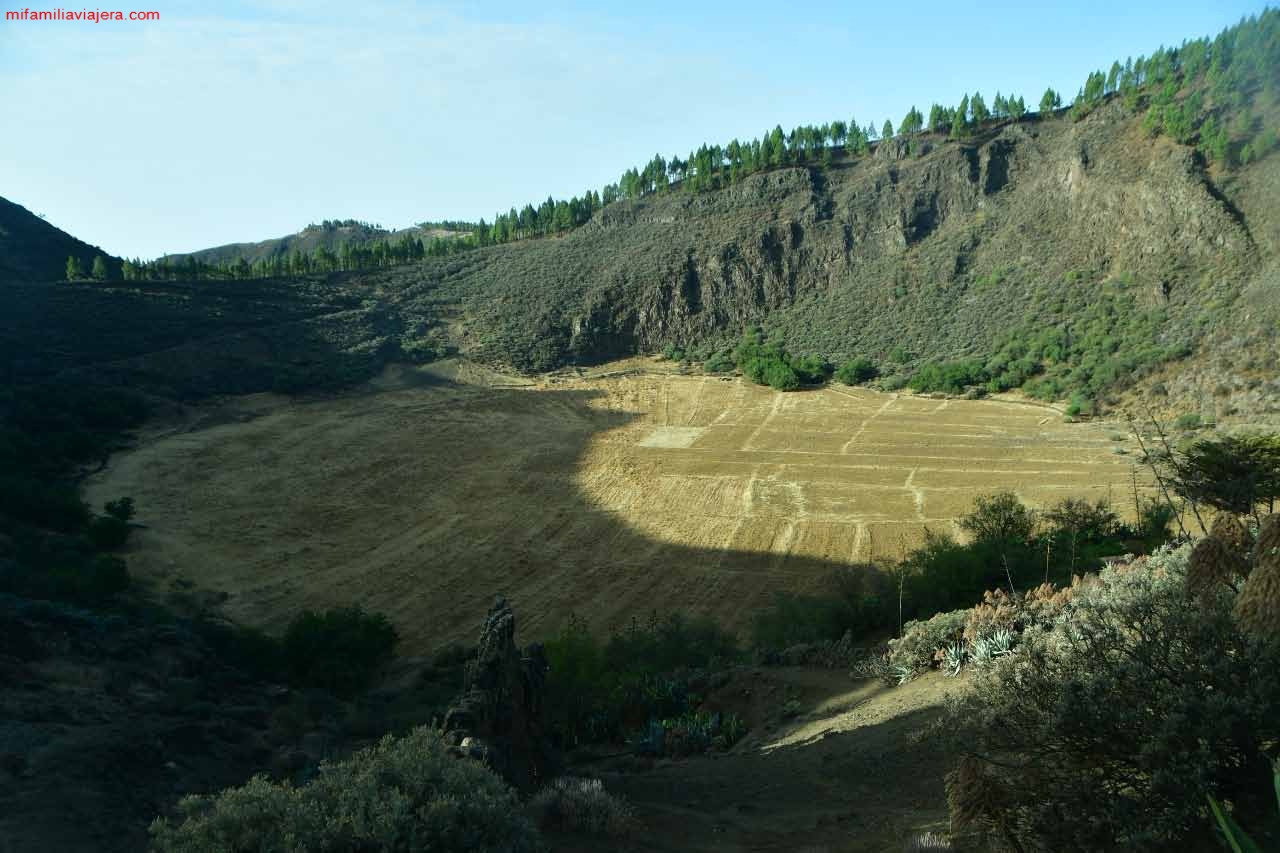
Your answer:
(374, 100), (1276, 420)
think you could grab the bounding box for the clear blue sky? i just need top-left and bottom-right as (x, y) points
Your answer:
(0, 0), (1269, 259)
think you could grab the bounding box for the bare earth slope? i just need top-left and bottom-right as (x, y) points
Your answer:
(588, 668), (961, 853)
(87, 361), (1151, 653)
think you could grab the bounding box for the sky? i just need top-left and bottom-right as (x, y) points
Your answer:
(0, 0), (1271, 259)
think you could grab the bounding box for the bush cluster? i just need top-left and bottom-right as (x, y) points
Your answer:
(834, 357), (879, 385)
(907, 359), (988, 395)
(194, 606), (398, 696)
(945, 543), (1280, 850)
(280, 606), (398, 697)
(149, 727), (539, 853)
(543, 611), (741, 749)
(730, 328), (829, 391)
(751, 565), (895, 649)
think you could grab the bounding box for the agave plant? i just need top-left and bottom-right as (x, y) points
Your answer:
(942, 641), (966, 677)
(970, 628), (1015, 669)
(1207, 758), (1280, 853)
(893, 662), (919, 685)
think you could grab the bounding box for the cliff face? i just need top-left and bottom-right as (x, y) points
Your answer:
(396, 99), (1269, 415)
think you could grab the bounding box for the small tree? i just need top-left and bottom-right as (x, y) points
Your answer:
(959, 491), (1037, 567)
(65, 255), (85, 280)
(1043, 496), (1119, 575)
(970, 92), (990, 125)
(1039, 87), (1061, 114)
(900, 106), (924, 136)
(91, 255), (109, 281)
(882, 119), (894, 140)
(951, 95), (970, 138)
(1173, 432), (1280, 522)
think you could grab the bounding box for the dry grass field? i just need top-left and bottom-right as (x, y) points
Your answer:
(87, 360), (1154, 654)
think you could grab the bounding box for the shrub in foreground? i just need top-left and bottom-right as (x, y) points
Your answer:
(946, 544), (1280, 850)
(149, 727), (539, 853)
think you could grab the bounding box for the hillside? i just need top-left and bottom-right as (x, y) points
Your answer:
(0, 196), (119, 282)
(166, 220), (470, 267)
(372, 100), (1278, 422)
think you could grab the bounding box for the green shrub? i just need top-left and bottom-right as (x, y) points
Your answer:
(0, 475), (90, 532)
(149, 726), (539, 853)
(900, 529), (1031, 618)
(281, 606), (398, 697)
(47, 554), (131, 603)
(762, 359), (800, 391)
(751, 565), (894, 648)
(1175, 412), (1203, 430)
(947, 545), (1280, 850)
(1064, 392), (1094, 418)
(908, 359), (989, 394)
(834, 357), (879, 385)
(958, 492), (1036, 549)
(661, 343), (686, 362)
(1171, 432), (1280, 517)
(87, 515), (131, 550)
(732, 329), (822, 391)
(877, 373), (909, 392)
(703, 350), (735, 373)
(788, 354), (830, 384)
(196, 618), (285, 682)
(543, 611), (741, 748)
(887, 608), (969, 675)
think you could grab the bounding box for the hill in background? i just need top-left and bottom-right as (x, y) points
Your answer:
(164, 219), (473, 267)
(0, 196), (119, 282)
(375, 97), (1280, 423)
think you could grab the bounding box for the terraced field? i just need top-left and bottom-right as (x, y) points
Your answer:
(87, 360), (1152, 654)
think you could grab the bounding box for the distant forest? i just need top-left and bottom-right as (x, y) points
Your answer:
(109, 8), (1277, 283)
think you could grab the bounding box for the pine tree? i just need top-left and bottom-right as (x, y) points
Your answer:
(1039, 87), (1061, 114)
(951, 94), (970, 138)
(1106, 60), (1122, 93)
(927, 103), (948, 132)
(65, 255), (84, 281)
(91, 255), (108, 281)
(830, 119), (848, 147)
(882, 119), (894, 139)
(900, 106), (924, 136)
(971, 92), (990, 125)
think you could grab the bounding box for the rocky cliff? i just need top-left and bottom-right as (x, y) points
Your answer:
(381, 99), (1276, 419)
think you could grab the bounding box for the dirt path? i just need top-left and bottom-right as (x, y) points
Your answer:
(574, 669), (960, 852)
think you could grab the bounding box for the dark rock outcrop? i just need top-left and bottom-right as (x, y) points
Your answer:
(442, 595), (557, 791)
